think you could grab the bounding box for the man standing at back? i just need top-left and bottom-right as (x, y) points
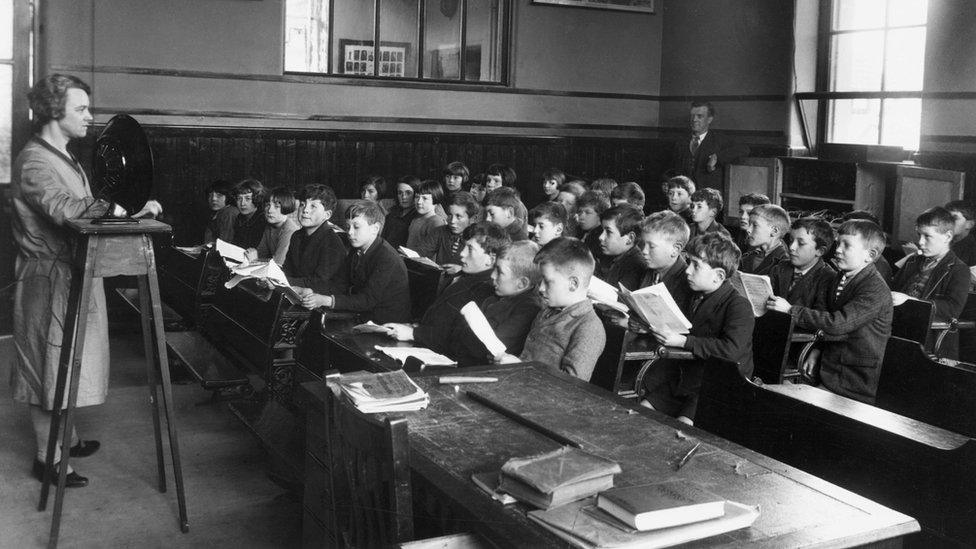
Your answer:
(672, 102), (750, 191)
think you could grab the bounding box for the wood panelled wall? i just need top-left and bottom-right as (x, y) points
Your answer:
(86, 127), (678, 245)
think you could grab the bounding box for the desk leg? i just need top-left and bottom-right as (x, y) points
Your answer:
(137, 275), (167, 492)
(48, 248), (98, 549)
(146, 259), (190, 533)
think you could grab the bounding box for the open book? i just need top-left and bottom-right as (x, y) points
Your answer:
(587, 277), (629, 316)
(224, 259), (302, 303)
(618, 283), (692, 335)
(729, 271), (774, 317)
(398, 246), (442, 269)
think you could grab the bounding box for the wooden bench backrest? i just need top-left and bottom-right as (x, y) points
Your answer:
(752, 310), (795, 384)
(891, 298), (934, 347)
(406, 260), (444, 321)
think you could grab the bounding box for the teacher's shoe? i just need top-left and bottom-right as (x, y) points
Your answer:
(69, 440), (100, 458)
(32, 459), (89, 488)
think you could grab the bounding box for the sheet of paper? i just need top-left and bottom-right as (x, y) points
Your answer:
(374, 346), (457, 366)
(352, 321), (393, 334)
(216, 238), (246, 265)
(398, 246), (420, 258)
(460, 301), (508, 358)
(738, 272), (774, 317)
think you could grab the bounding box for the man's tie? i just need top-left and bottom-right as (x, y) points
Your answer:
(690, 134), (701, 156)
(789, 270), (802, 293)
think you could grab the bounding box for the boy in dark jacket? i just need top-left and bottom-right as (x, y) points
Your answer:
(283, 184), (349, 296)
(643, 233), (755, 425)
(739, 204), (789, 275)
(769, 220), (893, 404)
(596, 204), (646, 291)
(769, 217), (836, 309)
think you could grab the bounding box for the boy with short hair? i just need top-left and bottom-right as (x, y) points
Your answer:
(665, 176), (696, 224)
(688, 188), (730, 239)
(638, 211), (692, 312)
(768, 217), (836, 309)
(576, 190), (611, 261)
(486, 187), (529, 241)
(384, 222), (509, 349)
(450, 241), (544, 366)
(643, 233), (755, 425)
(597, 204), (646, 290)
(428, 191), (481, 275)
(611, 182), (646, 211)
(732, 193), (771, 251)
(283, 184), (349, 296)
(528, 201), (567, 247)
(891, 207), (970, 357)
(301, 201), (410, 324)
(946, 200), (976, 266)
(740, 204), (790, 275)
(508, 237), (606, 381)
(768, 220), (893, 404)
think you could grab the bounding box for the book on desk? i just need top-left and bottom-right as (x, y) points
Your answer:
(335, 370), (429, 413)
(496, 446), (621, 510)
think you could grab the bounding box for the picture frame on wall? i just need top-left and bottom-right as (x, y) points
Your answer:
(339, 39), (410, 77)
(531, 0), (654, 14)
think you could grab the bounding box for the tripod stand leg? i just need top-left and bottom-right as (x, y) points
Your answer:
(49, 261), (96, 549)
(38, 262), (84, 513)
(146, 249), (189, 532)
(138, 275), (167, 492)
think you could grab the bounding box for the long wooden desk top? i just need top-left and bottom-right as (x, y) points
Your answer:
(305, 362), (918, 548)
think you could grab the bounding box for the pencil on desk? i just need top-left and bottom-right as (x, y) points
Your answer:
(465, 390), (582, 449)
(439, 376), (498, 384)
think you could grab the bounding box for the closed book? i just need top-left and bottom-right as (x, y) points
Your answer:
(500, 446), (622, 494)
(471, 471), (517, 505)
(499, 471), (615, 510)
(597, 482), (725, 531)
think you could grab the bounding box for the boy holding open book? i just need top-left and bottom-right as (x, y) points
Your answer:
(642, 233), (755, 425)
(638, 211), (692, 312)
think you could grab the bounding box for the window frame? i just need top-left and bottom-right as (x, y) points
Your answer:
(282, 0), (513, 87)
(795, 0), (927, 152)
(4, 0), (33, 186)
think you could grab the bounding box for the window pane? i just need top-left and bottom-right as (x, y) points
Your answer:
(379, 0), (418, 78)
(334, 0), (375, 76)
(831, 31), (884, 91)
(284, 0), (330, 73)
(884, 27), (925, 90)
(833, 0), (885, 31)
(0, 0), (12, 59)
(423, 0), (461, 79)
(881, 98), (921, 149)
(0, 64), (11, 183)
(887, 0), (927, 27)
(465, 0), (505, 82)
(830, 99), (881, 145)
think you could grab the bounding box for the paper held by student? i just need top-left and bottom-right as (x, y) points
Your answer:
(587, 277), (629, 316)
(215, 238), (247, 266)
(398, 246), (442, 269)
(730, 272), (774, 317)
(460, 301), (508, 358)
(375, 345), (457, 367)
(224, 259), (302, 302)
(618, 282), (692, 335)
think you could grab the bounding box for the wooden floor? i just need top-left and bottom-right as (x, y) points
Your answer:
(0, 330), (302, 549)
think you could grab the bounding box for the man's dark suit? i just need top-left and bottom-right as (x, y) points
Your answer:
(672, 131), (750, 190)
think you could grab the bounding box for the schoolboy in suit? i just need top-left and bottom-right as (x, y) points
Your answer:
(946, 200), (976, 267)
(769, 220), (893, 404)
(528, 201), (568, 247)
(688, 187), (730, 240)
(283, 184), (349, 296)
(891, 207), (970, 358)
(597, 204), (646, 291)
(664, 176), (696, 225)
(500, 238), (606, 382)
(301, 201), (410, 324)
(384, 222), (510, 351)
(739, 204), (790, 275)
(730, 192), (770, 253)
(449, 241), (544, 366)
(643, 233), (755, 425)
(769, 217), (836, 309)
(638, 210), (693, 312)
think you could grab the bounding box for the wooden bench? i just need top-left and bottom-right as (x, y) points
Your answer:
(695, 359), (976, 547)
(115, 288), (251, 396)
(157, 245), (224, 326)
(877, 335), (976, 438)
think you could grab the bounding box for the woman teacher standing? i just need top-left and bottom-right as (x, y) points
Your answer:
(10, 74), (160, 486)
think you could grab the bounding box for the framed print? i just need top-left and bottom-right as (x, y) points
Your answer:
(339, 39), (409, 77)
(532, 0), (654, 14)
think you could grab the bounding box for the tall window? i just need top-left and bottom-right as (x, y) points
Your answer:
(284, 0), (507, 84)
(1, 0), (14, 183)
(825, 0), (927, 150)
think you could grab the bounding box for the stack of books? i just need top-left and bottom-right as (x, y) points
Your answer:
(335, 370), (429, 413)
(527, 481), (760, 548)
(496, 447), (622, 510)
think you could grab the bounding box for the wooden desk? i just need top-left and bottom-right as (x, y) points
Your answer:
(303, 363), (917, 548)
(295, 312), (427, 378)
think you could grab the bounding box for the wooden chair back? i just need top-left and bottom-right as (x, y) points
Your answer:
(752, 310), (795, 384)
(891, 298), (934, 348)
(959, 292), (976, 363)
(324, 383), (413, 548)
(405, 259), (444, 321)
(877, 336), (976, 438)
